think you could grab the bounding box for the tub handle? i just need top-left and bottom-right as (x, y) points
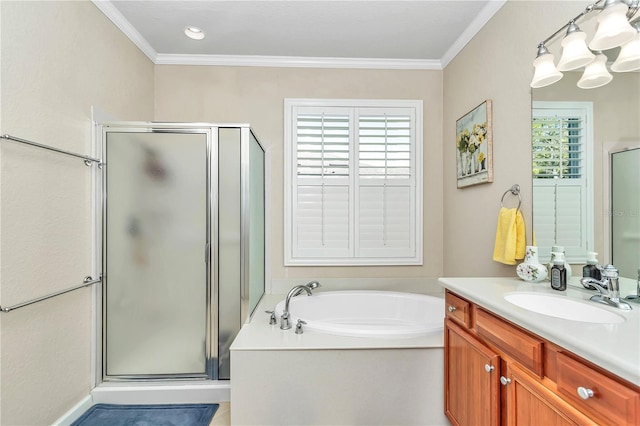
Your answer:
(295, 319), (307, 335)
(265, 310), (277, 325)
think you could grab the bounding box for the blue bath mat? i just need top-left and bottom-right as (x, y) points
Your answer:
(71, 403), (218, 426)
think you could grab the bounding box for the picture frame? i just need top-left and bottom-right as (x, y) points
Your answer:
(456, 100), (493, 188)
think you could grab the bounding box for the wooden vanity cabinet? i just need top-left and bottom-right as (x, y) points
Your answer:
(505, 362), (597, 425)
(444, 318), (500, 426)
(444, 290), (640, 426)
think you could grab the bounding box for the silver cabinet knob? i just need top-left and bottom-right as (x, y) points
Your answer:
(484, 364), (494, 373)
(500, 376), (511, 386)
(577, 386), (594, 400)
(448, 305), (457, 313)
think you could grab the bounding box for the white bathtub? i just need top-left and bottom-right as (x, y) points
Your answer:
(274, 290), (444, 338)
(232, 291), (447, 425)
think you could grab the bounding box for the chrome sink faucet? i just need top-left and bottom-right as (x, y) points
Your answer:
(580, 265), (632, 310)
(624, 267), (640, 303)
(280, 281), (321, 330)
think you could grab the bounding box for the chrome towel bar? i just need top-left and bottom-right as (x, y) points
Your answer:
(0, 276), (101, 313)
(0, 134), (102, 165)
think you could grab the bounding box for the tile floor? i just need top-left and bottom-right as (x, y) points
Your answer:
(209, 402), (230, 426)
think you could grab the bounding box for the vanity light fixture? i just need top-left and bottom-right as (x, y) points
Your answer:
(184, 26), (205, 40)
(530, 0), (640, 89)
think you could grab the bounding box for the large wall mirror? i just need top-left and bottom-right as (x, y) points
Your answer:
(532, 71), (639, 279)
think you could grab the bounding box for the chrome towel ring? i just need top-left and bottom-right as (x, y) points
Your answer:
(501, 184), (522, 212)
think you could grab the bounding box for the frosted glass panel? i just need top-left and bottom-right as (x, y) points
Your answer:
(611, 148), (640, 278)
(218, 128), (241, 380)
(248, 132), (265, 314)
(105, 132), (208, 376)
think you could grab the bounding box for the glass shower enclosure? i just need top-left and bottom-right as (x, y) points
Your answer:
(99, 123), (265, 381)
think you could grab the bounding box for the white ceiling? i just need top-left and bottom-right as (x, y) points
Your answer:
(94, 0), (506, 69)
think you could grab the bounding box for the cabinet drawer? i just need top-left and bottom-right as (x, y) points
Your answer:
(445, 291), (471, 328)
(475, 308), (544, 377)
(556, 352), (640, 425)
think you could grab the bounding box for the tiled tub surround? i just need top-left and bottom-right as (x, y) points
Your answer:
(438, 277), (640, 387)
(230, 293), (447, 426)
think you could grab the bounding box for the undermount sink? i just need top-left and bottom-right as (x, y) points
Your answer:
(504, 293), (626, 324)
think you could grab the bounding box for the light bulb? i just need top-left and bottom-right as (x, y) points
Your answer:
(184, 26), (205, 40)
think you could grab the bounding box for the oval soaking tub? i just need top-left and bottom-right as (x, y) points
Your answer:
(274, 290), (444, 338)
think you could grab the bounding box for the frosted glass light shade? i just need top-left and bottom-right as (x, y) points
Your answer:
(611, 32), (640, 72)
(589, 2), (636, 51)
(531, 52), (563, 88)
(577, 53), (613, 89)
(558, 31), (596, 71)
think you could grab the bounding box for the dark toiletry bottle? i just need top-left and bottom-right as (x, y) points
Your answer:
(551, 253), (567, 291)
(582, 251), (602, 281)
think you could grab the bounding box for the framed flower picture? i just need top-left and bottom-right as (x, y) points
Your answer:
(456, 100), (493, 188)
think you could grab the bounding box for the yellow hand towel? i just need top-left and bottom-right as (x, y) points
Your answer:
(493, 207), (526, 265)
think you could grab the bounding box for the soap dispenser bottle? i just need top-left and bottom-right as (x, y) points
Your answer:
(548, 245), (572, 281)
(550, 253), (567, 291)
(582, 251), (601, 281)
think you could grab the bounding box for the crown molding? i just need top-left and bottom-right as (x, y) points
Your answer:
(155, 54), (442, 69)
(92, 0), (499, 70)
(91, 0), (158, 63)
(440, 0), (507, 68)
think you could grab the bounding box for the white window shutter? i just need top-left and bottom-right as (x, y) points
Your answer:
(294, 184), (350, 258)
(358, 185), (413, 257)
(532, 101), (592, 263)
(284, 99), (422, 265)
(532, 185), (556, 261)
(356, 111), (415, 258)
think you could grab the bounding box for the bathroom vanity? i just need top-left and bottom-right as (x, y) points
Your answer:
(439, 277), (640, 425)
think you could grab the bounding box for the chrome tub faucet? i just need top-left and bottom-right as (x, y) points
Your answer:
(580, 265), (632, 310)
(280, 281), (321, 330)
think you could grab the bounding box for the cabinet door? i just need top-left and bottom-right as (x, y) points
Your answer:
(445, 319), (500, 426)
(505, 363), (597, 426)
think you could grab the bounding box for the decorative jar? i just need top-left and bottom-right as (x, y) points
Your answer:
(516, 246), (548, 282)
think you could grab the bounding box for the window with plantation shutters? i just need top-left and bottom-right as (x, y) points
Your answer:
(284, 99), (422, 265)
(532, 101), (593, 262)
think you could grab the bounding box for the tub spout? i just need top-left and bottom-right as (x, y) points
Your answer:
(281, 283), (319, 330)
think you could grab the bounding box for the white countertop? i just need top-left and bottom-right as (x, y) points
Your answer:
(438, 277), (640, 387)
(230, 294), (443, 352)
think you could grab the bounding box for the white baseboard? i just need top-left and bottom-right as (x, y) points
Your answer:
(52, 395), (93, 426)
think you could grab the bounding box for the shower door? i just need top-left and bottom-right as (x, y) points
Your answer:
(103, 129), (212, 379)
(611, 147), (640, 278)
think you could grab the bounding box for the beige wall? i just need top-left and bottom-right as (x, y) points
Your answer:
(0, 1), (154, 424)
(442, 1), (594, 276)
(154, 66), (444, 281)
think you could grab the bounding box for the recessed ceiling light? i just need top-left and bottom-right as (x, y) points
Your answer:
(184, 26), (205, 40)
